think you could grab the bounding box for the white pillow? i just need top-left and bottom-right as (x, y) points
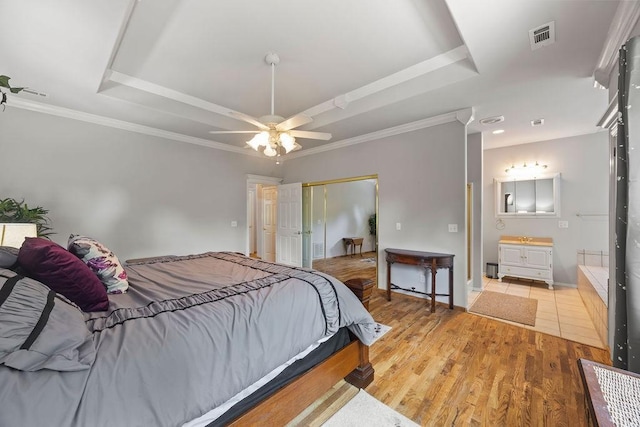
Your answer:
(67, 235), (129, 294)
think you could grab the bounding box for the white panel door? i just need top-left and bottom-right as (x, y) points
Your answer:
(277, 183), (302, 267)
(302, 186), (313, 268)
(248, 188), (256, 255)
(262, 186), (277, 262)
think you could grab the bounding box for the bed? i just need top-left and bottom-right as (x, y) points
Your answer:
(0, 247), (378, 427)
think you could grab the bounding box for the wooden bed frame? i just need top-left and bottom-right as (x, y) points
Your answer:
(229, 278), (375, 425)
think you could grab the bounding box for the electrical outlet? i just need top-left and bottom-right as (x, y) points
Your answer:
(558, 220), (569, 229)
(448, 224), (458, 232)
(396, 222), (402, 231)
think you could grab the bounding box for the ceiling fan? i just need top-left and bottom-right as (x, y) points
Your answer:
(209, 52), (331, 157)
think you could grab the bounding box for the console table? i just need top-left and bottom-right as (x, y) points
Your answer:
(385, 248), (454, 313)
(343, 237), (364, 257)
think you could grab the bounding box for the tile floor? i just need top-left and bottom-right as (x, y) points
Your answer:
(468, 276), (605, 349)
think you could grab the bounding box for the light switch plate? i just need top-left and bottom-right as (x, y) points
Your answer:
(231, 221), (238, 227)
(448, 224), (458, 232)
(396, 222), (402, 230)
(558, 220), (568, 229)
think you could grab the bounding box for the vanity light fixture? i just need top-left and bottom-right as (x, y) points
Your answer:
(505, 161), (548, 175)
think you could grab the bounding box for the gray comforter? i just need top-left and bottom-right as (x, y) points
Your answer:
(0, 252), (377, 427)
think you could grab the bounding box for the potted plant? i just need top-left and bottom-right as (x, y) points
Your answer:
(0, 198), (53, 238)
(0, 75), (25, 111)
(368, 214), (376, 237)
(368, 213), (377, 252)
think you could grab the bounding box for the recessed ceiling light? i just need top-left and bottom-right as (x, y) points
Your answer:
(479, 115), (505, 125)
(492, 129), (505, 134)
(531, 118), (544, 126)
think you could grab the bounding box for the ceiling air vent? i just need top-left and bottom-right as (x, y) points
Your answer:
(529, 21), (555, 50)
(479, 115), (504, 125)
(531, 118), (545, 127)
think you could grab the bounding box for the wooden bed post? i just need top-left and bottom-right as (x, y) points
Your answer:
(345, 341), (374, 388)
(343, 278), (375, 388)
(344, 278), (374, 310)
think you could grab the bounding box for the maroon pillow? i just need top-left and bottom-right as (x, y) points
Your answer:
(17, 237), (109, 312)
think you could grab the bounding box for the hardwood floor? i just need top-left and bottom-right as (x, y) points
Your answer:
(307, 254), (611, 426)
(366, 290), (610, 425)
(312, 252), (378, 284)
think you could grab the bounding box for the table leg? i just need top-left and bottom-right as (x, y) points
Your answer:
(430, 259), (437, 313)
(386, 261), (392, 301)
(448, 265), (454, 309)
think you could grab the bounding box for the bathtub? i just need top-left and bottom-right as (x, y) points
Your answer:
(577, 264), (608, 346)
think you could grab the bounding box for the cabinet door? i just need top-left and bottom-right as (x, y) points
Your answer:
(524, 247), (551, 269)
(501, 245), (523, 266)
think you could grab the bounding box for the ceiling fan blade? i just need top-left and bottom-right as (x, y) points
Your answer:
(229, 111), (269, 130)
(289, 130), (332, 141)
(209, 130), (260, 134)
(276, 114), (313, 131)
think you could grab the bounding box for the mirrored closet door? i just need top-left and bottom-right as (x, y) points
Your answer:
(302, 176), (378, 284)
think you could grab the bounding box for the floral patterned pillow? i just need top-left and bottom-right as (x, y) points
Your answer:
(67, 235), (128, 294)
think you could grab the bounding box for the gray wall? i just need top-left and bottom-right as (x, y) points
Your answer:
(483, 132), (609, 285)
(467, 132), (483, 290)
(3, 107), (469, 307)
(0, 107), (278, 260)
(284, 121), (469, 308)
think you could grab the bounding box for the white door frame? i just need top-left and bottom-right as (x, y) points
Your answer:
(246, 174), (283, 256)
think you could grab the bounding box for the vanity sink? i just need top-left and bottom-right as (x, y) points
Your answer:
(498, 235), (554, 289)
(498, 235), (553, 247)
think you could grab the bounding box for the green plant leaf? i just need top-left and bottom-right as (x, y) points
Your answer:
(0, 76), (25, 93)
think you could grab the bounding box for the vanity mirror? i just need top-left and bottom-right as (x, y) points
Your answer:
(494, 172), (561, 218)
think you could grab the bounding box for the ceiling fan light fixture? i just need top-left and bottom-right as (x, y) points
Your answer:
(263, 145), (277, 157)
(247, 131), (269, 150)
(279, 132), (296, 153)
(213, 53), (331, 161)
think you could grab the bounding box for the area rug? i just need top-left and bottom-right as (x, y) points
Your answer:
(322, 390), (419, 427)
(469, 291), (538, 326)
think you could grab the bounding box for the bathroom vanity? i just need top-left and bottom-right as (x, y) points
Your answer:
(498, 236), (554, 289)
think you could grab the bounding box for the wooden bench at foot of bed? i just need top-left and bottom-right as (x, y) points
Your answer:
(228, 278), (375, 426)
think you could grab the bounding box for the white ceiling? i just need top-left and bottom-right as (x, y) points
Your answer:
(0, 0), (629, 156)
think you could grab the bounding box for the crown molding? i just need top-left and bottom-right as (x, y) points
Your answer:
(7, 97), (253, 156)
(285, 109), (468, 159)
(593, 1), (640, 89)
(6, 95), (470, 160)
(597, 94), (619, 129)
(456, 107), (474, 125)
(246, 174), (283, 185)
(301, 45), (469, 118)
